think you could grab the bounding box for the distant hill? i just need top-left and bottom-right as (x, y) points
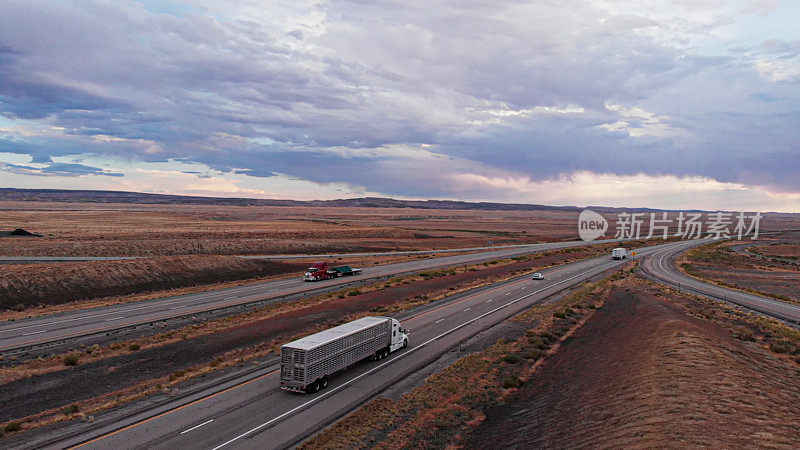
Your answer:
(0, 188), (582, 212)
(0, 188), (713, 213)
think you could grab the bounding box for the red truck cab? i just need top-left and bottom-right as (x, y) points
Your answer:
(303, 261), (331, 281)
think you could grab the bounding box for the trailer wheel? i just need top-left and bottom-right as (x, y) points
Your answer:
(402, 339), (408, 349)
(321, 377), (329, 389)
(375, 350), (383, 360)
(309, 380), (319, 393)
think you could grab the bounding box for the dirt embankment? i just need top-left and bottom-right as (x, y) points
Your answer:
(0, 257), (305, 310)
(468, 283), (800, 448)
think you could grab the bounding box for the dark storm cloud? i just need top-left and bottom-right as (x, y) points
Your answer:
(0, 162), (124, 177)
(0, 0), (798, 198)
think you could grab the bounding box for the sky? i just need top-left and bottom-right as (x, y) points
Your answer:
(1, 0), (799, 211)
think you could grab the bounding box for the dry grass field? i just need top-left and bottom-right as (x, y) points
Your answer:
(3, 201), (798, 258)
(0, 201), (577, 257)
(0, 256), (307, 311)
(680, 234), (800, 304)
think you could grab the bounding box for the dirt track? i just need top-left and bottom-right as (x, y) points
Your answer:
(468, 285), (800, 448)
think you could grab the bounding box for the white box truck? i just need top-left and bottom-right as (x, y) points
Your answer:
(280, 316), (409, 393)
(612, 247), (627, 260)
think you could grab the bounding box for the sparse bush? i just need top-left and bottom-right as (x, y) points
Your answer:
(540, 332), (556, 343)
(523, 349), (547, 360)
(527, 335), (549, 350)
(501, 353), (522, 364)
(128, 343), (141, 351)
(347, 289), (362, 296)
(63, 354), (79, 366)
(734, 327), (756, 342)
(769, 341), (792, 354)
(432, 415), (457, 429)
(553, 311), (567, 319)
(12, 303), (26, 312)
(65, 404), (79, 415)
(4, 421), (21, 433)
(501, 376), (523, 388)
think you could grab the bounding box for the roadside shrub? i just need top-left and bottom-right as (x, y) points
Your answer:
(526, 333), (549, 350)
(501, 376), (523, 389)
(502, 353), (522, 364)
(12, 303), (25, 312)
(432, 414), (458, 429)
(540, 332), (557, 343)
(553, 311), (567, 319)
(337, 293), (346, 299)
(169, 369), (187, 381)
(4, 421), (21, 433)
(65, 404), (79, 415)
(523, 349), (547, 360)
(769, 341), (792, 354)
(63, 354), (79, 366)
(128, 343), (141, 351)
(733, 327), (756, 342)
(347, 289), (362, 296)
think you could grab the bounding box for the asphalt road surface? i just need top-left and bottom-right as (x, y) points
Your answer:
(23, 240), (689, 450)
(640, 239), (800, 324)
(0, 239), (631, 353)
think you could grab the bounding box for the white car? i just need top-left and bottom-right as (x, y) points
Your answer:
(531, 272), (544, 280)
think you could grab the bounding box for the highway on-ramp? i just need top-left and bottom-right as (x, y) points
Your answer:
(640, 239), (800, 324)
(0, 239), (630, 353)
(22, 240), (690, 450)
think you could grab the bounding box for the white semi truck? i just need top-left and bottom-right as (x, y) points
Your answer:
(612, 247), (627, 260)
(280, 316), (409, 393)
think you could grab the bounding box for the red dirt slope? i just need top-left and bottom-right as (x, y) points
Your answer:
(468, 286), (800, 448)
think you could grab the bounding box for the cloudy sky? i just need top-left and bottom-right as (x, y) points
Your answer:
(1, 0), (798, 211)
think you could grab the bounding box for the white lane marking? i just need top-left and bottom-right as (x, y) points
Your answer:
(505, 293), (511, 296)
(210, 258), (625, 450)
(170, 306), (186, 310)
(22, 330), (47, 336)
(521, 287), (526, 290)
(486, 299), (492, 303)
(105, 317), (125, 322)
(435, 318), (444, 323)
(464, 307), (471, 312)
(180, 419), (214, 435)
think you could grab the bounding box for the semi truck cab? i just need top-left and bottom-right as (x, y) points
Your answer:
(303, 261), (328, 281)
(390, 318), (409, 352)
